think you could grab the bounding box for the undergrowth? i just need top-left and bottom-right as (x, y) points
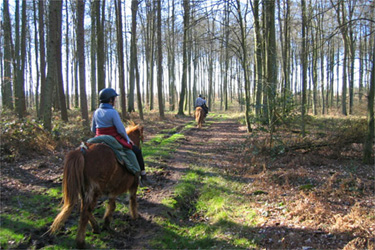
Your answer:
(0, 109), (91, 162)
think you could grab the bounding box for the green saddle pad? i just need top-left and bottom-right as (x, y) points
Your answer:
(87, 135), (140, 175)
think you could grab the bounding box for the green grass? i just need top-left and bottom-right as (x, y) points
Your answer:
(0, 187), (62, 249)
(143, 132), (185, 159)
(152, 166), (260, 249)
(142, 123), (189, 174)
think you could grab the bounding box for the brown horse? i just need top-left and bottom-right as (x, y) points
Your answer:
(195, 107), (205, 128)
(49, 123), (143, 249)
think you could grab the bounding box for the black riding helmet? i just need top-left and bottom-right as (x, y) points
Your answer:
(99, 88), (119, 103)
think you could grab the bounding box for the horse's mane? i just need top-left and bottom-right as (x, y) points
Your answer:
(126, 120), (142, 134)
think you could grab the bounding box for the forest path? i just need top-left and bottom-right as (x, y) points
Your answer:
(129, 117), (248, 249)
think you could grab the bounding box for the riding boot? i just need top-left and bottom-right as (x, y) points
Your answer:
(140, 173), (154, 187)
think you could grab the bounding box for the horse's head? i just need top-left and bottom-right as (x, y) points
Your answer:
(126, 121), (144, 148)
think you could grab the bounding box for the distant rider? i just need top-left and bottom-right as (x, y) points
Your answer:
(195, 94), (209, 116)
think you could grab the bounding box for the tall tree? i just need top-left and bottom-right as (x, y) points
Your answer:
(128, 0), (138, 112)
(235, 0), (252, 132)
(222, 1), (230, 111)
(135, 55), (144, 120)
(332, 0), (351, 116)
(2, 0), (14, 110)
(363, 43), (374, 164)
(207, 18), (214, 111)
(278, 0), (291, 116)
(301, 0), (308, 137)
(96, 0), (105, 92)
(65, 0), (70, 110)
(167, 0), (176, 111)
(115, 0), (127, 119)
(43, 0), (60, 130)
(156, 0), (164, 118)
(251, 0), (263, 118)
(38, 0), (46, 117)
(178, 0), (190, 115)
(144, 0), (156, 110)
(77, 0), (89, 127)
(32, 1), (40, 114)
(265, 0), (277, 131)
(311, 25), (318, 115)
(55, 0), (68, 122)
(14, 0), (27, 118)
(90, 0), (97, 111)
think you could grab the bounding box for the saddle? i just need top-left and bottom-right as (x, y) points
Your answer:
(87, 135), (140, 175)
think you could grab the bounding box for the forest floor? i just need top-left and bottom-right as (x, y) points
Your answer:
(1, 111), (374, 249)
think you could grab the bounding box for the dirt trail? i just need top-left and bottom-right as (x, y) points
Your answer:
(2, 114), (373, 249)
(129, 118), (247, 249)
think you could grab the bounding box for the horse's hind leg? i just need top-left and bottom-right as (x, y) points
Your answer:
(76, 199), (90, 249)
(88, 194), (100, 234)
(129, 188), (138, 219)
(103, 196), (116, 231)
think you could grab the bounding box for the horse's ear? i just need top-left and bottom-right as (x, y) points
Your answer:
(129, 120), (136, 127)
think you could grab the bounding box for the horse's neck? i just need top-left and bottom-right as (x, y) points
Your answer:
(128, 131), (140, 148)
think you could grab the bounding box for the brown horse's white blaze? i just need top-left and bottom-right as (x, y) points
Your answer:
(195, 107), (205, 128)
(49, 124), (143, 249)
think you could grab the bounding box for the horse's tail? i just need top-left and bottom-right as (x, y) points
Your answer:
(50, 149), (85, 234)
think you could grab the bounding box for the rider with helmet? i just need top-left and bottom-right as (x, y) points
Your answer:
(91, 88), (151, 186)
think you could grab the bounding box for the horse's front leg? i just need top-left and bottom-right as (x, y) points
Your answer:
(103, 196), (116, 231)
(129, 187), (138, 219)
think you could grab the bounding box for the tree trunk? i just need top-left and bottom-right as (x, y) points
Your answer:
(128, 0), (138, 112)
(15, 0), (27, 118)
(167, 0), (176, 111)
(363, 43), (374, 164)
(96, 0), (105, 92)
(2, 0), (14, 110)
(135, 55), (144, 120)
(43, 0), (59, 131)
(358, 38), (364, 102)
(236, 0), (252, 132)
(32, 1), (40, 114)
(251, 0), (263, 118)
(157, 0), (164, 118)
(178, 0), (189, 115)
(266, 0), (277, 131)
(55, 0), (68, 122)
(332, 0), (350, 116)
(90, 1), (97, 111)
(301, 0), (307, 137)
(207, 19), (214, 111)
(312, 30), (318, 116)
(38, 0), (46, 117)
(223, 1), (230, 111)
(115, 0), (127, 119)
(65, 0), (70, 110)
(77, 0), (89, 127)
